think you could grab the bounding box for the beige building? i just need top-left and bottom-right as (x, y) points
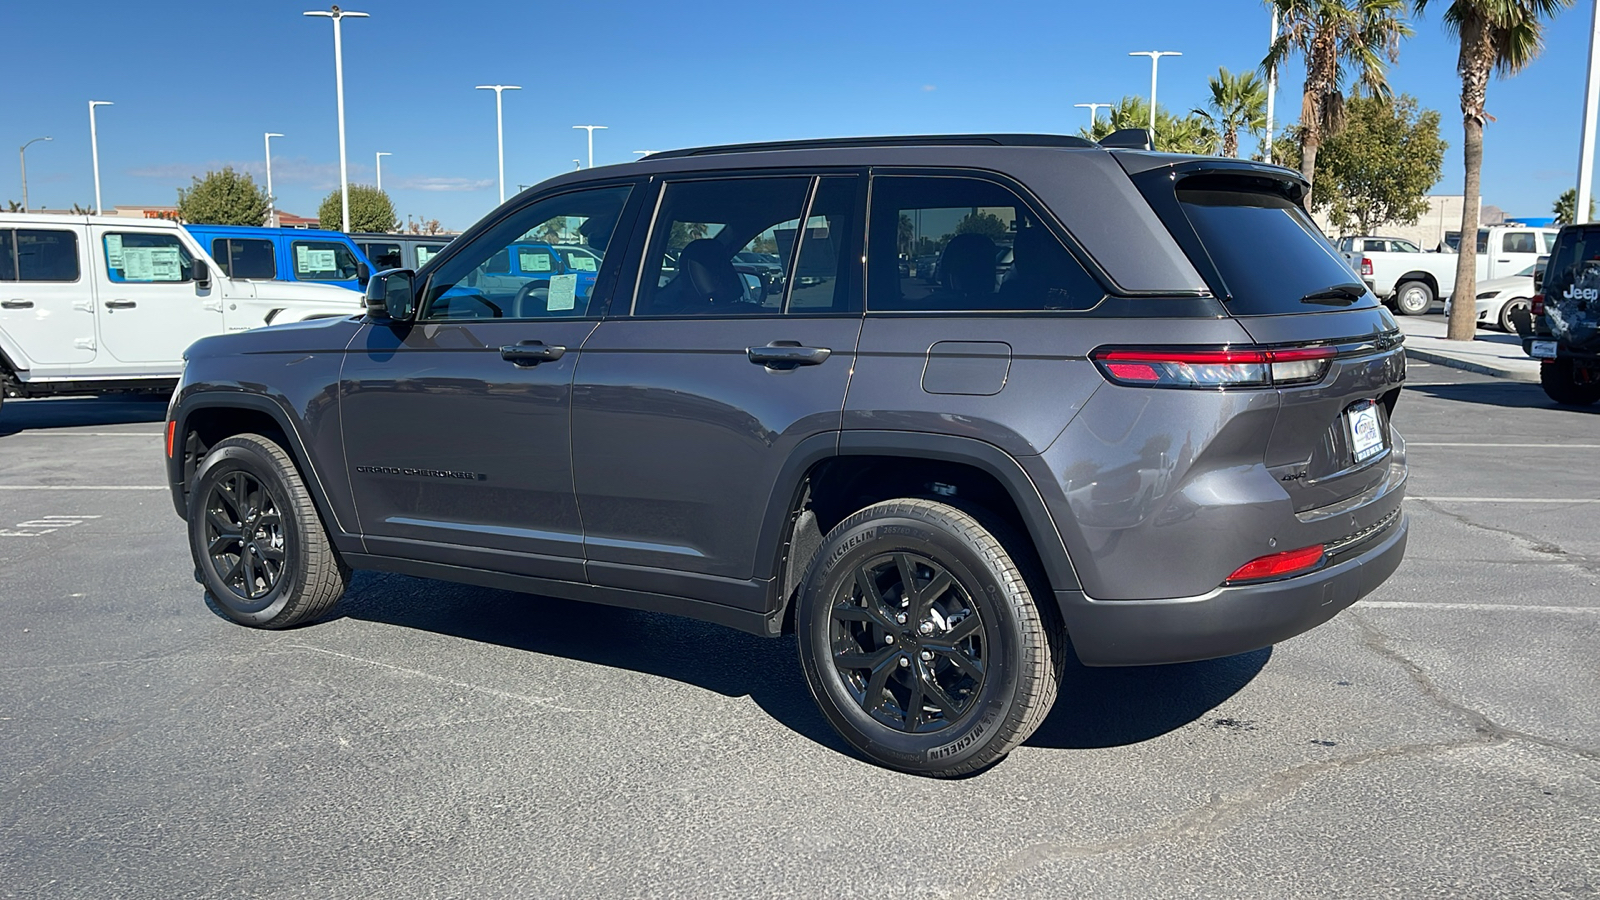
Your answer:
(1312, 195), (1513, 251)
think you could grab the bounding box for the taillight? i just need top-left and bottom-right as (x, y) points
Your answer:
(1090, 346), (1335, 389)
(1360, 257), (1373, 277)
(1531, 294), (1544, 317)
(1225, 544), (1325, 584)
(166, 420), (177, 458)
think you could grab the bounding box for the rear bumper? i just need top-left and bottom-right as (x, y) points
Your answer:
(1057, 510), (1408, 666)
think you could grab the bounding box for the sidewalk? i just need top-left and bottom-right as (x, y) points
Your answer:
(1395, 315), (1540, 383)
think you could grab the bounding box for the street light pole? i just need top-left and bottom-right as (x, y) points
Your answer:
(1265, 8), (1280, 164)
(1578, 0), (1600, 224)
(1128, 51), (1181, 137)
(1073, 103), (1113, 131)
(304, 6), (369, 233)
(88, 101), (113, 215)
(375, 150), (390, 191)
(573, 125), (607, 168)
(475, 85), (521, 204)
(264, 132), (283, 227)
(19, 136), (51, 213)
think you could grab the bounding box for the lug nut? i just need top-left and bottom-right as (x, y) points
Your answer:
(885, 634), (895, 645)
(919, 621), (934, 635)
(896, 613), (908, 625)
(898, 656), (910, 668)
(920, 650), (933, 661)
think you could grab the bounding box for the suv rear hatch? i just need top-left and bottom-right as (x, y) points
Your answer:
(1126, 162), (1406, 518)
(1540, 224), (1600, 354)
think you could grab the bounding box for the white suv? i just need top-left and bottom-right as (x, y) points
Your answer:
(0, 214), (362, 408)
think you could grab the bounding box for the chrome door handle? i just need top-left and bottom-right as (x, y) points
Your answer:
(105, 299), (137, 309)
(1, 300), (33, 309)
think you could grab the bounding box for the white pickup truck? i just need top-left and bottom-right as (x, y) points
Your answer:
(1336, 227), (1559, 315)
(0, 214), (363, 410)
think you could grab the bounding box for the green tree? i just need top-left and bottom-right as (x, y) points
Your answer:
(1414, 0), (1573, 341)
(1553, 187), (1594, 225)
(317, 184), (397, 233)
(1078, 95), (1219, 154)
(1265, 0), (1413, 206)
(175, 166), (268, 225)
(1304, 94), (1446, 234)
(898, 213), (914, 255)
(955, 211), (1009, 241)
(1195, 67), (1269, 158)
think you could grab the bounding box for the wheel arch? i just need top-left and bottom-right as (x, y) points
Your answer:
(1396, 271), (1439, 294)
(758, 430), (1081, 633)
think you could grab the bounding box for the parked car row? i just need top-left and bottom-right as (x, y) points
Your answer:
(1337, 226), (1557, 315)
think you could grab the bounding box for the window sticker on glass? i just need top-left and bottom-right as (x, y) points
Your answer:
(519, 249), (553, 273)
(416, 246), (439, 266)
(296, 245), (339, 273)
(567, 254), (597, 272)
(122, 246), (183, 282)
(546, 273), (578, 311)
(105, 234), (124, 269)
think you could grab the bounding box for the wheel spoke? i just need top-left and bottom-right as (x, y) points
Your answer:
(863, 654), (897, 717)
(208, 533), (242, 555)
(894, 553), (918, 607)
(206, 508), (237, 534)
(220, 555), (244, 587)
(928, 644), (985, 681)
(214, 483), (243, 520)
(834, 645), (896, 671)
(903, 678), (926, 732)
(855, 567), (892, 620)
(255, 544), (285, 562)
(921, 673), (962, 720)
(241, 545), (260, 597)
(919, 567), (955, 613)
(944, 612), (981, 644)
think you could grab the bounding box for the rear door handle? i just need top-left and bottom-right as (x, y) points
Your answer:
(747, 342), (831, 370)
(1, 300), (33, 309)
(499, 340), (566, 367)
(105, 299), (137, 309)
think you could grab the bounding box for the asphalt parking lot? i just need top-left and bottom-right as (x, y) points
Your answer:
(1, 366), (1597, 899)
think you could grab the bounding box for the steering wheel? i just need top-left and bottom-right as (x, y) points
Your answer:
(512, 280), (553, 317)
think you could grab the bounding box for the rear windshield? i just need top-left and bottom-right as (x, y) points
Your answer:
(1546, 226), (1600, 285)
(1177, 178), (1376, 315)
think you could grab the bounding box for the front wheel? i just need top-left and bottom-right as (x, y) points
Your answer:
(1393, 281), (1435, 316)
(1497, 297), (1531, 333)
(796, 499), (1060, 777)
(1540, 359), (1600, 406)
(187, 433), (350, 628)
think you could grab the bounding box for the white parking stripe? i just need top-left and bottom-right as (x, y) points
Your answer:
(1362, 601), (1600, 615)
(1409, 442), (1600, 449)
(1411, 497), (1600, 503)
(2, 432), (163, 437)
(0, 485), (165, 491)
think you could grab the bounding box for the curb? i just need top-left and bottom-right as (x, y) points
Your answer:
(1404, 347), (1540, 383)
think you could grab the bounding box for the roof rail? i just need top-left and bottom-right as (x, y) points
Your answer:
(1098, 128), (1153, 151)
(645, 133), (1097, 160)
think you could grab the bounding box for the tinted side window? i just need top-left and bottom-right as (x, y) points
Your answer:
(104, 232), (191, 283)
(420, 185), (630, 321)
(0, 231), (14, 282)
(213, 238), (276, 279)
(360, 242), (403, 270)
(635, 177), (809, 317)
(869, 175), (1101, 312)
(415, 244), (445, 267)
(1503, 231), (1537, 254)
(292, 241), (360, 280)
(786, 176), (861, 313)
(15, 229), (80, 282)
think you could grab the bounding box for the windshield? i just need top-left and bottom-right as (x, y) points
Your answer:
(1175, 176), (1377, 315)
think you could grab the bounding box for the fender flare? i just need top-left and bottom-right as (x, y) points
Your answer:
(755, 430), (1082, 619)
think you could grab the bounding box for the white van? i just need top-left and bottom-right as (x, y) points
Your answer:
(0, 214), (362, 406)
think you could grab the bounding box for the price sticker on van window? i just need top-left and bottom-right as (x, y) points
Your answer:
(546, 274), (578, 312)
(104, 234), (124, 268)
(296, 245), (339, 273)
(1347, 400), (1384, 463)
(519, 249), (553, 273)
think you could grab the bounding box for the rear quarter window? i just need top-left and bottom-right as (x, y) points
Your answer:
(1175, 177), (1376, 315)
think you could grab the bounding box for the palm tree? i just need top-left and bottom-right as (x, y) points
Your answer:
(1078, 95), (1218, 154)
(1195, 67), (1269, 158)
(1415, 0), (1573, 341)
(1264, 0), (1413, 205)
(1161, 116), (1222, 156)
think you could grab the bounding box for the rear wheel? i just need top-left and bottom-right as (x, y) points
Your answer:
(1497, 297), (1531, 333)
(187, 433), (349, 628)
(796, 499), (1060, 777)
(1540, 359), (1600, 406)
(1394, 281), (1434, 316)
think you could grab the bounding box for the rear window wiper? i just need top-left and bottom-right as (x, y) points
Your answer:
(1299, 282), (1367, 306)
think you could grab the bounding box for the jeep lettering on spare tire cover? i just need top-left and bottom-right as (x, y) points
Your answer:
(1547, 237), (1600, 350)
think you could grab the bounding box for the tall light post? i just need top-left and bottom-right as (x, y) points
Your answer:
(1073, 102), (1113, 131)
(475, 85), (521, 204)
(304, 6), (369, 233)
(573, 124), (607, 168)
(88, 101), (113, 214)
(19, 136), (51, 213)
(1265, 8), (1280, 164)
(375, 150), (391, 191)
(1577, 0), (1600, 224)
(264, 132), (283, 227)
(1128, 51), (1181, 137)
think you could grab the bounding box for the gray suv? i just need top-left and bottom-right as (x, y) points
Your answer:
(165, 133), (1409, 777)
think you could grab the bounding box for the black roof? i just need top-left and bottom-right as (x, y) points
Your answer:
(645, 133), (1098, 160)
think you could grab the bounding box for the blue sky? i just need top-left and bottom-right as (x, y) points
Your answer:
(2, 0), (1596, 231)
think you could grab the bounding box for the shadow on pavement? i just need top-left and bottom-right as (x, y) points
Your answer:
(1026, 647), (1270, 750)
(1404, 380), (1597, 413)
(0, 395), (168, 435)
(333, 571), (1270, 758)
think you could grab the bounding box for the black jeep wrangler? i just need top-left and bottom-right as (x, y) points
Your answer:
(1527, 222), (1600, 405)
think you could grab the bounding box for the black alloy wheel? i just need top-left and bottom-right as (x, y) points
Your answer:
(202, 471), (287, 606)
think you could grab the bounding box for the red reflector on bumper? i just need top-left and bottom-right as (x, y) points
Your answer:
(1226, 545), (1325, 584)
(166, 420), (177, 458)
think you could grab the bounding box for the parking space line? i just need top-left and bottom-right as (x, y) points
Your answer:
(1409, 442), (1600, 449)
(0, 485), (165, 491)
(1362, 601), (1600, 614)
(2, 432), (163, 437)
(1411, 496), (1600, 503)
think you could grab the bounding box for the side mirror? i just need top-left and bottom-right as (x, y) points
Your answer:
(193, 259), (211, 289)
(365, 268), (416, 322)
(356, 261), (372, 287)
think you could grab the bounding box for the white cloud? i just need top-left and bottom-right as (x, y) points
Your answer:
(392, 176), (494, 192)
